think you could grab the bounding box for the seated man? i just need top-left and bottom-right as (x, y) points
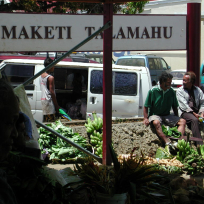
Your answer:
(143, 72), (186, 147)
(176, 71), (204, 145)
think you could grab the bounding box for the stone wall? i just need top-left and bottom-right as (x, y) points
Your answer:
(72, 122), (204, 157)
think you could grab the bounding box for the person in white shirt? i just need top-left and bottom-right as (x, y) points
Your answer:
(39, 57), (60, 122)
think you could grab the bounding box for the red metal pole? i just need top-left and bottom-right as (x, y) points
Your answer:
(187, 3), (201, 86)
(103, 3), (113, 165)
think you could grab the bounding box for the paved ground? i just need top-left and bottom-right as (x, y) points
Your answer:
(47, 163), (75, 170)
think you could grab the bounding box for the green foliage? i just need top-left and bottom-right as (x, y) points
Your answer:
(153, 164), (183, 174)
(162, 125), (182, 138)
(122, 1), (149, 14)
(0, 0), (122, 14)
(155, 146), (174, 159)
(38, 120), (90, 162)
(0, 151), (66, 204)
(199, 144), (204, 159)
(75, 146), (173, 204)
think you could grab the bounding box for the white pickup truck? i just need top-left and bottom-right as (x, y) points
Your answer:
(0, 59), (152, 122)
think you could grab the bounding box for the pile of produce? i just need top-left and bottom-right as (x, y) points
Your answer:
(176, 139), (204, 175)
(85, 112), (103, 157)
(38, 120), (90, 163)
(143, 156), (184, 168)
(153, 139), (204, 175)
(118, 152), (184, 174)
(162, 125), (181, 138)
(119, 142), (204, 176)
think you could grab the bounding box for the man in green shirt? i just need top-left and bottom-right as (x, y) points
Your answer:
(143, 72), (186, 146)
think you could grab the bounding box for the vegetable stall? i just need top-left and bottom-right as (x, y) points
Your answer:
(36, 115), (204, 203)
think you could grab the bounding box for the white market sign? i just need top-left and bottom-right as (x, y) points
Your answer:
(0, 13), (186, 52)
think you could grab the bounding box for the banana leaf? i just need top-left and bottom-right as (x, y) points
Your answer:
(155, 146), (173, 159)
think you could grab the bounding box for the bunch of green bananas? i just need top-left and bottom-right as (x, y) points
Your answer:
(85, 112), (103, 157)
(85, 118), (95, 134)
(197, 144), (204, 159)
(182, 153), (204, 175)
(176, 140), (204, 175)
(84, 113), (103, 133)
(92, 112), (103, 131)
(90, 130), (103, 157)
(176, 139), (192, 162)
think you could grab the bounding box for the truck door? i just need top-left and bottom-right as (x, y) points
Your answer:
(87, 68), (140, 119)
(33, 65), (44, 122)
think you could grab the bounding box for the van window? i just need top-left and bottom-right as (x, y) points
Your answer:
(161, 58), (168, 69)
(3, 64), (35, 90)
(54, 68), (88, 91)
(154, 58), (162, 69)
(90, 70), (137, 95)
(148, 58), (155, 70)
(66, 73), (86, 91)
(116, 58), (145, 66)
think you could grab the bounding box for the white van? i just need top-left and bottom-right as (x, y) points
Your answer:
(0, 59), (152, 122)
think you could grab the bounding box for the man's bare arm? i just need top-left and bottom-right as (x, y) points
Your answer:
(143, 106), (149, 126)
(48, 76), (60, 113)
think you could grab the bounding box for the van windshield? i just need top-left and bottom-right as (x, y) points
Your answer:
(116, 58), (145, 66)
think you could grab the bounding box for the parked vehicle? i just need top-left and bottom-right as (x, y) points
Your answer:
(171, 69), (185, 91)
(200, 60), (204, 85)
(70, 53), (115, 64)
(0, 59), (152, 122)
(0, 53), (98, 64)
(115, 54), (171, 86)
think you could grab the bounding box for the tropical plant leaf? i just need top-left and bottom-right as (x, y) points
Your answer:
(129, 182), (137, 204)
(109, 143), (120, 171)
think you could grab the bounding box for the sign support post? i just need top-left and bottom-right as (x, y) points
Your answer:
(103, 3), (113, 165)
(187, 3), (201, 86)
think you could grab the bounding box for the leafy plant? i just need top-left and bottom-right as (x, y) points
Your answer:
(0, 1), (122, 14)
(122, 1), (149, 14)
(38, 120), (90, 162)
(0, 151), (66, 204)
(153, 164), (183, 174)
(162, 125), (181, 138)
(74, 146), (173, 204)
(155, 145), (174, 159)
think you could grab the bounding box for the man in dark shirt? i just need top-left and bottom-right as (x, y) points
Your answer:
(176, 71), (204, 145)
